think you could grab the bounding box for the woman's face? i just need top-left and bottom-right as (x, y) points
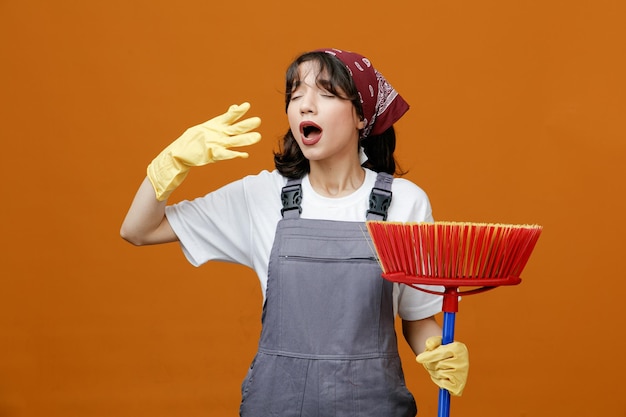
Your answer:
(287, 61), (365, 165)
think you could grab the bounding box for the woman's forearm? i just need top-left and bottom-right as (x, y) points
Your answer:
(120, 177), (178, 245)
(402, 316), (442, 355)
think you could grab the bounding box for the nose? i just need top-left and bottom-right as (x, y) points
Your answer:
(299, 91), (316, 114)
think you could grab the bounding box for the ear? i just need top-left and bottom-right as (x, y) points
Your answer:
(357, 118), (366, 130)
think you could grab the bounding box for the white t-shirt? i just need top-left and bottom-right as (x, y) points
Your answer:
(165, 168), (443, 320)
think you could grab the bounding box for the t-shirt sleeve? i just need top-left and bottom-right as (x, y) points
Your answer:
(165, 178), (255, 268)
(396, 284), (444, 320)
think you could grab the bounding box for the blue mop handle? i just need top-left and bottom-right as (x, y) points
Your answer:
(438, 311), (456, 417)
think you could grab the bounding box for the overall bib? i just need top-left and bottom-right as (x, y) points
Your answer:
(239, 173), (417, 417)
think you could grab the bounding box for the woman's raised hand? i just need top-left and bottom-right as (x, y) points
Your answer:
(147, 102), (261, 201)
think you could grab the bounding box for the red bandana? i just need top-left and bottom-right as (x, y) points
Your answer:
(317, 48), (410, 137)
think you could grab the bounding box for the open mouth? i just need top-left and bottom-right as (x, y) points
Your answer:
(299, 121), (323, 145)
(303, 125), (319, 137)
(300, 122), (322, 138)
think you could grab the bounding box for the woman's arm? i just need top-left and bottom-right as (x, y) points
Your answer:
(405, 315), (470, 396)
(120, 177), (178, 246)
(402, 316), (442, 355)
(120, 102), (261, 246)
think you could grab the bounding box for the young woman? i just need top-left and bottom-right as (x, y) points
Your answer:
(121, 48), (468, 416)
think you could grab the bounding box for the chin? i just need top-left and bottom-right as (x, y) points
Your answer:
(300, 150), (325, 162)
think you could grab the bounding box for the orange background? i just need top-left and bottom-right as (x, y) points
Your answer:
(1, 0), (625, 416)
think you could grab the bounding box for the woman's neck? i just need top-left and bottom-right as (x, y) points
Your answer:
(308, 162), (365, 198)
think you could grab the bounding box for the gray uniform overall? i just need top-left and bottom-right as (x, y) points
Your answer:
(239, 173), (417, 417)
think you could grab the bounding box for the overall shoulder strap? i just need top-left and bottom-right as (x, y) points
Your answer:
(280, 178), (303, 219)
(367, 172), (393, 221)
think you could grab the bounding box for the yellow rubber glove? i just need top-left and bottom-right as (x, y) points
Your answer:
(416, 336), (469, 396)
(147, 102), (261, 201)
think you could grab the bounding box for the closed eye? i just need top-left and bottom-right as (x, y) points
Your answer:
(319, 87), (336, 98)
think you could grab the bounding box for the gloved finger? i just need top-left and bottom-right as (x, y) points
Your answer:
(214, 102), (252, 125)
(424, 335), (442, 352)
(415, 336), (442, 364)
(224, 132), (262, 148)
(208, 148), (251, 161)
(415, 349), (454, 365)
(224, 116), (262, 135)
(416, 347), (454, 365)
(429, 362), (469, 396)
(422, 354), (467, 372)
(422, 362), (439, 372)
(428, 372), (467, 396)
(417, 340), (467, 365)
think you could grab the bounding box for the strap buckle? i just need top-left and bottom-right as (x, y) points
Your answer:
(367, 187), (392, 221)
(281, 183), (303, 217)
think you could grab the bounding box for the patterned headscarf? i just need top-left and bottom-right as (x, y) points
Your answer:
(317, 48), (410, 138)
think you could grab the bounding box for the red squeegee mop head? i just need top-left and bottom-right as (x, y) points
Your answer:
(366, 221), (542, 417)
